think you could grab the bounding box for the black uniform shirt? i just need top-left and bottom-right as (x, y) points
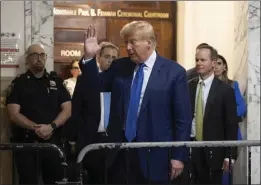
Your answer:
(7, 70), (71, 141)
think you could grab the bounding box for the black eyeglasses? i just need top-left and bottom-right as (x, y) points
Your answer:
(28, 53), (47, 59)
(71, 66), (80, 70)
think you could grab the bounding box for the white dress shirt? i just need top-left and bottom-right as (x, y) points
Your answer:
(132, 50), (157, 114)
(64, 77), (77, 97)
(190, 73), (214, 138)
(97, 67), (109, 133)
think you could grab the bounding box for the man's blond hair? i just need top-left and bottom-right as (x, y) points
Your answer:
(120, 21), (156, 49)
(99, 41), (119, 57)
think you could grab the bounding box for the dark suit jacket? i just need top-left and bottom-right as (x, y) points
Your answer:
(188, 77), (238, 170)
(186, 67), (198, 80)
(82, 54), (192, 181)
(72, 64), (103, 154)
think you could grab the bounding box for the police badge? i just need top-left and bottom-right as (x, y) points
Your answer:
(50, 80), (56, 87)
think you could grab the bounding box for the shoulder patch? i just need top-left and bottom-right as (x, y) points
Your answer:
(4, 83), (14, 106)
(9, 82), (14, 91)
(12, 74), (22, 82)
(7, 73), (27, 92)
(6, 83), (14, 95)
(13, 73), (27, 82)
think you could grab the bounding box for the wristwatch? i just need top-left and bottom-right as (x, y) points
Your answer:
(50, 122), (57, 131)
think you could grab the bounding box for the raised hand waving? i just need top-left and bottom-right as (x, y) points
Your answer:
(83, 25), (101, 60)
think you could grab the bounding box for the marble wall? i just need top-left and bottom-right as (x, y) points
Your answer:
(0, 1), (54, 183)
(0, 2), (25, 183)
(25, 1), (54, 72)
(234, 1), (248, 94)
(0, 1), (25, 77)
(232, 2), (248, 183)
(230, 2), (260, 184)
(247, 1), (260, 184)
(0, 1), (54, 77)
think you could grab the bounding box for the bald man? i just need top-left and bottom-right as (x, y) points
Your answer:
(6, 44), (71, 184)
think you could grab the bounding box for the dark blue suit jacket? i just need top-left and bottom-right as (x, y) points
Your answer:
(82, 54), (192, 181)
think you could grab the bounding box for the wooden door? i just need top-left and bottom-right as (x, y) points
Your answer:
(54, 17), (107, 63)
(54, 16), (107, 77)
(53, 1), (177, 78)
(106, 19), (174, 59)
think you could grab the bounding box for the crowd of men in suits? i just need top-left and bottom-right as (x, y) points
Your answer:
(69, 21), (245, 184)
(6, 21), (247, 185)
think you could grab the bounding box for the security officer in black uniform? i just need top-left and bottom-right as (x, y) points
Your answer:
(6, 44), (71, 185)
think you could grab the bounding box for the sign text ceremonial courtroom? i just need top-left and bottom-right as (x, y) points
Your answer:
(54, 7), (169, 19)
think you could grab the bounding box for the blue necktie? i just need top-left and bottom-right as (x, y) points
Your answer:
(103, 92), (111, 129)
(125, 64), (145, 142)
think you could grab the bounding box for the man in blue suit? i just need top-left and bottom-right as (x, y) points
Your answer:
(81, 21), (192, 183)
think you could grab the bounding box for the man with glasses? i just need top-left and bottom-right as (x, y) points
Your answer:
(6, 43), (71, 184)
(72, 41), (119, 184)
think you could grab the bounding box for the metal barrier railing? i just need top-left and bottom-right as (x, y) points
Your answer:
(77, 140), (260, 185)
(0, 143), (68, 184)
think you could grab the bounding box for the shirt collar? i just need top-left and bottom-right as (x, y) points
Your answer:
(143, 50), (157, 69)
(198, 73), (214, 86)
(26, 69), (49, 79)
(69, 77), (77, 82)
(96, 62), (102, 72)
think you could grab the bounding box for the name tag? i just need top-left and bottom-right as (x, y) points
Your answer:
(50, 87), (58, 90)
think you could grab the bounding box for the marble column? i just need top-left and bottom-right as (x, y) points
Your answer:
(232, 2), (248, 183)
(25, 0), (54, 71)
(0, 1), (55, 183)
(234, 1), (248, 94)
(247, 1), (260, 184)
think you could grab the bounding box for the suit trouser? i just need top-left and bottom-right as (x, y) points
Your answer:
(189, 138), (223, 184)
(83, 132), (109, 184)
(14, 143), (63, 184)
(108, 149), (187, 184)
(107, 147), (146, 184)
(107, 135), (187, 184)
